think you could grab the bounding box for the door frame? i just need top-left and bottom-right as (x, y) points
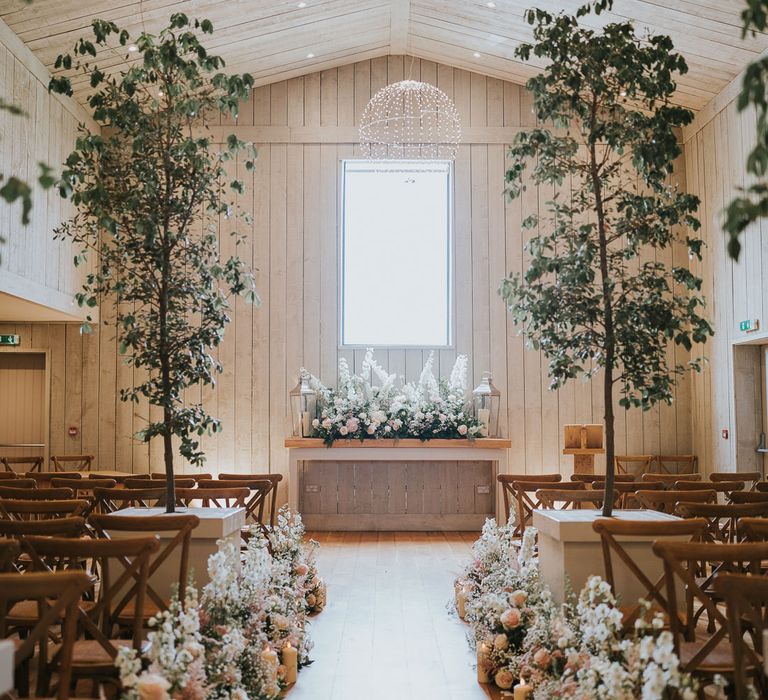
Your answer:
(0, 348), (51, 469)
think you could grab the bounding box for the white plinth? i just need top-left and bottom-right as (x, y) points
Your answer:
(533, 509), (684, 606)
(107, 507), (245, 596)
(0, 639), (13, 695)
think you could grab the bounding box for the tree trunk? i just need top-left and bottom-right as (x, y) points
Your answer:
(163, 409), (176, 514)
(601, 364), (615, 517)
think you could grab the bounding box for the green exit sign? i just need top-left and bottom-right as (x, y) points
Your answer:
(0, 334), (20, 346)
(739, 319), (760, 333)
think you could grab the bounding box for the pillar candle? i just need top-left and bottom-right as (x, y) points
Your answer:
(478, 408), (490, 437)
(261, 646), (278, 670)
(513, 679), (532, 700)
(282, 643), (298, 684)
(477, 643), (491, 684)
(457, 589), (467, 619)
(301, 411), (311, 436)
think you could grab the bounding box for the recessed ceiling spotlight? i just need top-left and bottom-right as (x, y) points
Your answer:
(128, 44), (138, 52)
(473, 52), (481, 58)
(297, 1), (306, 7)
(307, 52), (315, 58)
(486, 1), (496, 7)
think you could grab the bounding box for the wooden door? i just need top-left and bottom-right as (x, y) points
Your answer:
(0, 352), (48, 463)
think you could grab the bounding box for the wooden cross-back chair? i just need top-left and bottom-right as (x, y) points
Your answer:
(570, 473), (636, 484)
(199, 479), (274, 526)
(124, 477), (195, 490)
(727, 491), (768, 505)
(592, 517), (707, 632)
(496, 474), (562, 527)
(0, 486), (74, 502)
(0, 478), (37, 490)
(653, 541), (768, 686)
(150, 472), (212, 483)
(636, 489), (717, 514)
(24, 471), (82, 485)
(25, 534), (160, 690)
(92, 486), (168, 513)
(710, 471), (762, 491)
(653, 454), (698, 475)
(0, 498), (88, 521)
(0, 456), (43, 473)
(175, 486), (249, 509)
(90, 513), (199, 627)
(0, 517), (86, 572)
(675, 502), (768, 544)
(218, 473), (284, 525)
(0, 571), (93, 699)
(50, 478), (117, 517)
(592, 480), (662, 509)
(510, 480), (584, 537)
(615, 455), (654, 476)
(50, 454), (94, 472)
(738, 517), (768, 542)
(536, 488), (617, 510)
(673, 479), (745, 495)
(713, 573), (768, 700)
(641, 472), (702, 488)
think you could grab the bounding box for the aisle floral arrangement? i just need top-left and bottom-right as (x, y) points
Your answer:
(455, 520), (701, 699)
(116, 508), (325, 700)
(304, 349), (482, 445)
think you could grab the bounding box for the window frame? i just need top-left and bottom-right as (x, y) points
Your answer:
(338, 159), (455, 350)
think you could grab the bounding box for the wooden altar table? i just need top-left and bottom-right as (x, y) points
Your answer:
(285, 438), (511, 531)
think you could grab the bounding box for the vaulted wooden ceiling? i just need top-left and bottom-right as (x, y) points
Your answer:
(1, 0), (766, 110)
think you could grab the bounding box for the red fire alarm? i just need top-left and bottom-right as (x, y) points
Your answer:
(68, 426), (79, 437)
(721, 428), (729, 440)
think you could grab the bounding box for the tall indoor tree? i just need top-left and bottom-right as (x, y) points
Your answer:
(500, 0), (713, 516)
(50, 14), (259, 512)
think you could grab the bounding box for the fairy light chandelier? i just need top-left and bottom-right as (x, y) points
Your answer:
(359, 80), (462, 160)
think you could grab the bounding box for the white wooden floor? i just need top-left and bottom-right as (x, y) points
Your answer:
(287, 531), (496, 700)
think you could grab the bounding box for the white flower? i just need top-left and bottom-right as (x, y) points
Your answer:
(312, 418), (320, 428)
(458, 424), (468, 435)
(339, 426), (348, 436)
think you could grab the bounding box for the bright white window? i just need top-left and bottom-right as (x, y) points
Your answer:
(340, 160), (453, 347)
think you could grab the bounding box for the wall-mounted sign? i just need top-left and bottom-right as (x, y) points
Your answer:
(0, 334), (20, 346)
(739, 319), (760, 333)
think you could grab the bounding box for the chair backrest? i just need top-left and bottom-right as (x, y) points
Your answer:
(615, 455), (654, 476)
(674, 502), (768, 543)
(756, 481), (768, 492)
(536, 488), (615, 510)
(0, 517), (87, 570)
(0, 571), (93, 700)
(653, 454), (698, 475)
(728, 491), (768, 504)
(175, 487), (249, 509)
(25, 535), (160, 652)
(217, 473), (283, 525)
(1, 456), (44, 473)
(738, 517), (768, 542)
(673, 479), (744, 493)
(0, 478), (37, 489)
(90, 513), (199, 614)
(92, 487), (168, 513)
(511, 481), (584, 536)
(592, 517), (707, 631)
(636, 489), (716, 513)
(0, 498), (87, 520)
(713, 573), (768, 700)
(641, 472), (702, 487)
(0, 486), (74, 501)
(710, 471), (761, 490)
(50, 455), (94, 472)
(592, 479), (661, 508)
(497, 473), (562, 525)
(50, 478), (117, 492)
(652, 541), (768, 677)
(150, 472), (212, 483)
(24, 471), (82, 483)
(195, 480), (274, 525)
(124, 477), (195, 490)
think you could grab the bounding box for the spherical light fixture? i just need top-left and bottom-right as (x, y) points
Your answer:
(359, 80), (462, 160)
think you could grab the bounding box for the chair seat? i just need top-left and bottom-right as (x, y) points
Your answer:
(114, 598), (163, 624)
(680, 637), (755, 675)
(8, 599), (96, 624)
(59, 639), (135, 671)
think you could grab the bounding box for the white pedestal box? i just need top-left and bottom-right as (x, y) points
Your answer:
(107, 507), (245, 597)
(532, 509), (685, 606)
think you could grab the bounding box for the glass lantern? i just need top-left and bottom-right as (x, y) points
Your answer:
(472, 371), (501, 438)
(289, 372), (317, 437)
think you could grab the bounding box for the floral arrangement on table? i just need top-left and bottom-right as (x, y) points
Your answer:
(116, 508), (324, 700)
(454, 521), (701, 699)
(304, 349), (483, 446)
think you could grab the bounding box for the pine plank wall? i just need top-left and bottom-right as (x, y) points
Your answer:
(3, 53), (727, 504)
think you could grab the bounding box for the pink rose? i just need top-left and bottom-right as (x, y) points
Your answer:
(294, 563), (308, 576)
(458, 424), (468, 435)
(509, 589), (527, 607)
(339, 426), (349, 436)
(346, 417), (359, 432)
(321, 418), (332, 430)
(500, 607), (521, 630)
(533, 648), (551, 668)
(367, 424), (376, 435)
(494, 669), (515, 690)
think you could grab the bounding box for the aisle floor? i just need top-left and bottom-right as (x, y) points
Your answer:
(287, 531), (495, 700)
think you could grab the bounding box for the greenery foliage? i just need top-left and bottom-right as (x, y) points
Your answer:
(499, 0), (712, 515)
(722, 0), (768, 260)
(49, 14), (259, 510)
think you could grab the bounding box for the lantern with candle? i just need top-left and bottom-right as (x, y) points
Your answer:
(472, 371), (501, 437)
(289, 372), (317, 437)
